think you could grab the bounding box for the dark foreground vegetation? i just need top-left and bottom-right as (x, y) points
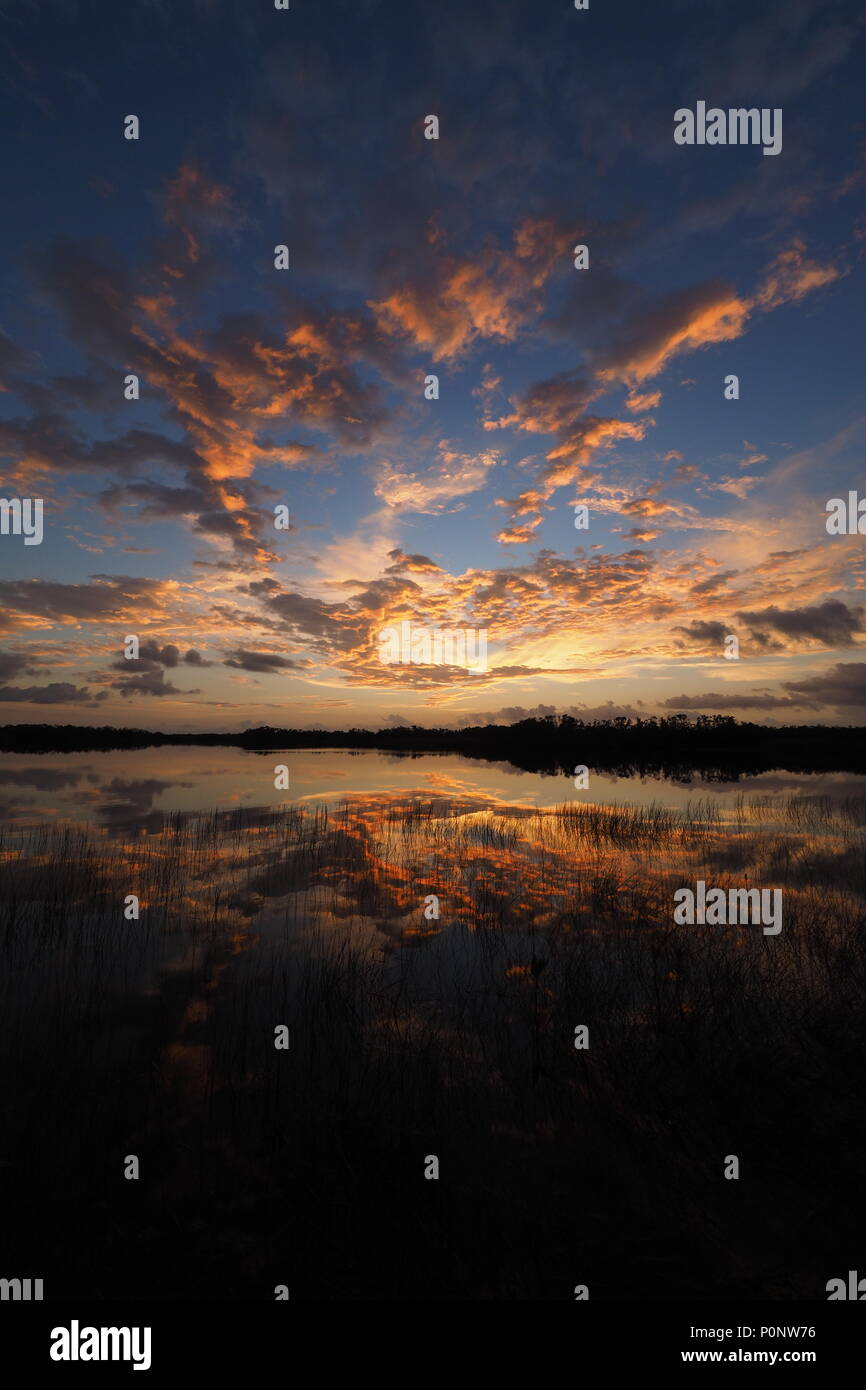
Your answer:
(2, 713), (866, 778)
(1, 792), (864, 1298)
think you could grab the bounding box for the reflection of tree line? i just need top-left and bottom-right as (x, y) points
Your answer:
(1, 713), (864, 778)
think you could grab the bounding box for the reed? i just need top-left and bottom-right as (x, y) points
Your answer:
(0, 790), (863, 1299)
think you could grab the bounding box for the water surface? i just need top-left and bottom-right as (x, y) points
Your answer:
(2, 744), (866, 831)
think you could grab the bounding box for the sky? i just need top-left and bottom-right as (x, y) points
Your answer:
(0, 0), (865, 731)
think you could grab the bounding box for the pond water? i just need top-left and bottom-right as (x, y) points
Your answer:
(2, 744), (864, 1301)
(1, 744), (865, 831)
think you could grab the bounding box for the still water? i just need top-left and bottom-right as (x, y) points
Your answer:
(1, 744), (865, 831)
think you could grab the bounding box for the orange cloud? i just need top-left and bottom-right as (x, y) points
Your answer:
(370, 218), (566, 362)
(753, 238), (842, 311)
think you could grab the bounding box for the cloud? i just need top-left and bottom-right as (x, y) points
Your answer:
(673, 620), (730, 646)
(0, 326), (31, 389)
(112, 670), (199, 699)
(622, 527), (662, 542)
(735, 600), (863, 648)
(370, 217), (566, 362)
(691, 570), (739, 596)
(455, 700), (645, 726)
(17, 222), (395, 561)
(488, 237), (839, 542)
(0, 576), (176, 631)
(375, 446), (500, 513)
(0, 682), (95, 704)
(159, 163), (247, 268)
(663, 663), (866, 714)
(711, 476), (760, 500)
(486, 370), (598, 436)
(593, 280), (750, 387)
(109, 640), (210, 672)
(752, 238), (842, 311)
(592, 242), (840, 390)
(238, 543), (676, 693)
(662, 690), (803, 711)
(384, 549), (442, 575)
(696, 0), (862, 107)
(0, 644), (98, 705)
(106, 636), (208, 698)
(783, 662), (866, 709)
(625, 388), (662, 413)
(494, 415), (652, 542)
(223, 648), (302, 673)
(0, 648), (39, 682)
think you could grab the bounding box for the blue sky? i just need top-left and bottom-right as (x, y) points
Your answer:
(0, 0), (865, 727)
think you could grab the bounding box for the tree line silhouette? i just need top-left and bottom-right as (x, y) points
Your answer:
(1, 714), (864, 779)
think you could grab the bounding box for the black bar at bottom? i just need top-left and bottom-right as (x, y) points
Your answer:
(0, 1299), (860, 1376)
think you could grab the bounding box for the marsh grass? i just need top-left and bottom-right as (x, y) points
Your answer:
(1, 792), (864, 1299)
